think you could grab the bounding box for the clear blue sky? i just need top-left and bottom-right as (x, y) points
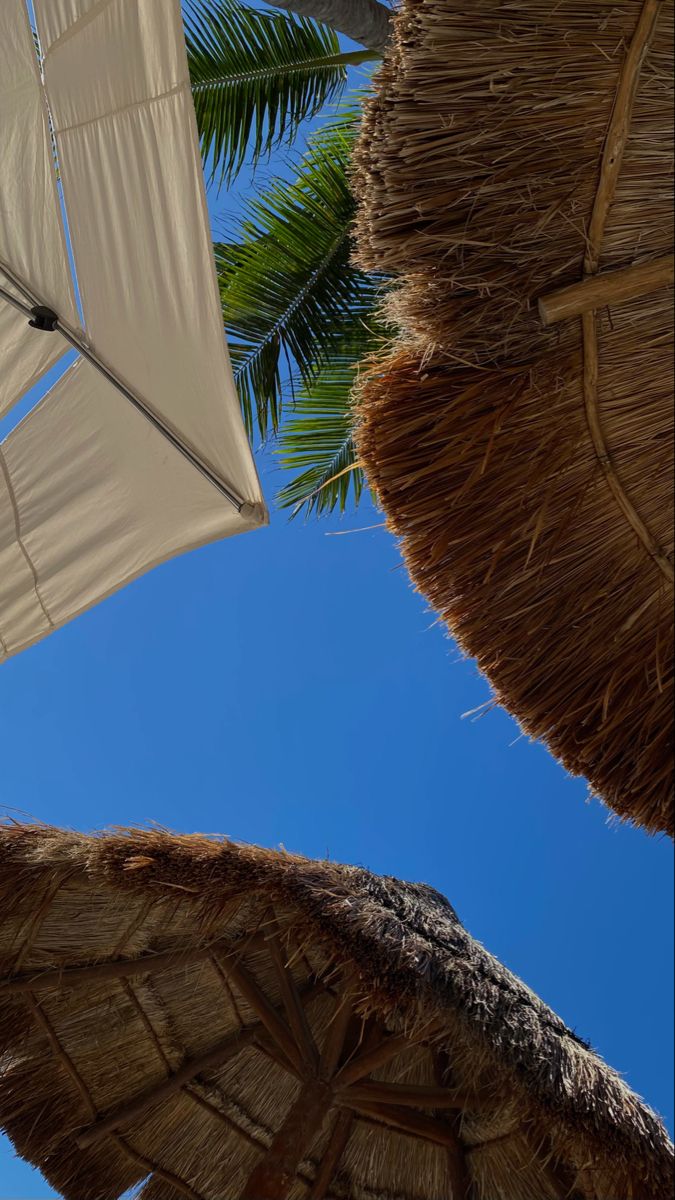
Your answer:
(1, 477), (673, 1196)
(1, 14), (673, 1200)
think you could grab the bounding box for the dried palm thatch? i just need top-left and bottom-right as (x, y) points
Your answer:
(0, 823), (672, 1200)
(352, 0), (674, 834)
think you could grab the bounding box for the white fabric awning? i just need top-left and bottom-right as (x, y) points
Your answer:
(0, 0), (266, 663)
(0, 2), (80, 420)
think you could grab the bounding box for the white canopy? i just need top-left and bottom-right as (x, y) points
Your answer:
(0, 0), (266, 663)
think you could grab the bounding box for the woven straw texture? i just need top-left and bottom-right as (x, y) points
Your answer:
(353, 0), (674, 834)
(0, 823), (672, 1200)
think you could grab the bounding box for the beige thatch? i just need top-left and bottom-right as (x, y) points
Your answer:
(0, 823), (672, 1200)
(352, 0), (674, 834)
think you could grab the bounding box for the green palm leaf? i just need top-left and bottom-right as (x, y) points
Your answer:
(276, 308), (389, 517)
(185, 0), (377, 185)
(216, 115), (382, 438)
(276, 357), (365, 517)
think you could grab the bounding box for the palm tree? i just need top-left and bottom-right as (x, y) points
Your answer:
(262, 0), (391, 52)
(184, 0), (390, 516)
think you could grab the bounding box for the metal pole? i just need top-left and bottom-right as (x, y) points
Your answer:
(0, 283), (35, 322)
(0, 265), (245, 513)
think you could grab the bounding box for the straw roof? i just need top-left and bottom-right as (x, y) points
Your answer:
(352, 0), (674, 834)
(0, 823), (672, 1200)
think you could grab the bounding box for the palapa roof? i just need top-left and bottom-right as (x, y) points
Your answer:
(352, 0), (674, 834)
(0, 823), (672, 1200)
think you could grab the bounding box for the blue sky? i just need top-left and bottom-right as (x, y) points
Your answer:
(1, 480), (673, 1196)
(1, 11), (673, 1200)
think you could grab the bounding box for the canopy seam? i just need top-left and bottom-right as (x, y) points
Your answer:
(51, 79), (190, 139)
(0, 445), (55, 632)
(18, 2), (82, 328)
(37, 0), (117, 61)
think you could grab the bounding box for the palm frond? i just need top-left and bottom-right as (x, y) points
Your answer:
(276, 311), (389, 517)
(276, 358), (364, 517)
(216, 114), (382, 438)
(185, 0), (376, 185)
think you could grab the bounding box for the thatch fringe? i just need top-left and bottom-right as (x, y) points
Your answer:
(352, 0), (674, 831)
(356, 303), (673, 831)
(0, 823), (672, 1199)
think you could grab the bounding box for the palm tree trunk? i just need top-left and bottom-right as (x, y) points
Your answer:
(264, 0), (392, 53)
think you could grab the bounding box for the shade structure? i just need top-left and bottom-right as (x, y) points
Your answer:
(0, 823), (672, 1200)
(352, 0), (674, 834)
(0, 0), (266, 664)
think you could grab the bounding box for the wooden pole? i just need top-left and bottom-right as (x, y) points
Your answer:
(75, 982), (321, 1150)
(75, 1026), (259, 1149)
(318, 985), (356, 1079)
(0, 938), (246, 994)
(307, 1110), (354, 1199)
(240, 1079), (333, 1199)
(344, 1080), (464, 1110)
(433, 1051), (472, 1199)
(538, 255), (674, 325)
(530, 1131), (589, 1200)
(252, 1030), (304, 1081)
(267, 931), (319, 1073)
(335, 1033), (411, 1087)
(220, 956), (305, 1077)
(339, 1096), (460, 1149)
(581, 306), (674, 584)
(585, 0), (666, 273)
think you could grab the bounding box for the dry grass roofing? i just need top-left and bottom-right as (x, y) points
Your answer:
(353, 0), (674, 835)
(0, 823), (672, 1199)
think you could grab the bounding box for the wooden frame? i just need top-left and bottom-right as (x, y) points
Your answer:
(9, 919), (591, 1199)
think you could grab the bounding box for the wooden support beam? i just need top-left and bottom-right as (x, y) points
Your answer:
(240, 1079), (333, 1200)
(219, 955), (305, 1078)
(116, 1135), (205, 1200)
(434, 1051), (472, 1199)
(538, 254), (674, 326)
(307, 1110), (354, 1200)
(344, 1080), (464, 1111)
(538, 1159), (587, 1200)
(319, 986), (356, 1080)
(75, 982), (322, 1150)
(76, 1026), (259, 1149)
(29, 1000), (206, 1200)
(253, 1031), (304, 1082)
(340, 1096), (460, 1150)
(584, 0), (665, 273)
(335, 1033), (411, 1087)
(267, 931), (319, 1073)
(581, 303), (673, 584)
(0, 939), (244, 994)
(533, 1132), (589, 1200)
(29, 999), (97, 1121)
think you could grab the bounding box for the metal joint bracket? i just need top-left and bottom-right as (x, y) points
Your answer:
(29, 305), (59, 332)
(0, 264), (247, 514)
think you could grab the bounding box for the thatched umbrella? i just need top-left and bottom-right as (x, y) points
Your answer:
(0, 823), (672, 1199)
(352, 0), (674, 834)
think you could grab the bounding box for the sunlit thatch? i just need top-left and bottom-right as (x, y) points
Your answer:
(0, 823), (672, 1200)
(353, 0), (674, 834)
